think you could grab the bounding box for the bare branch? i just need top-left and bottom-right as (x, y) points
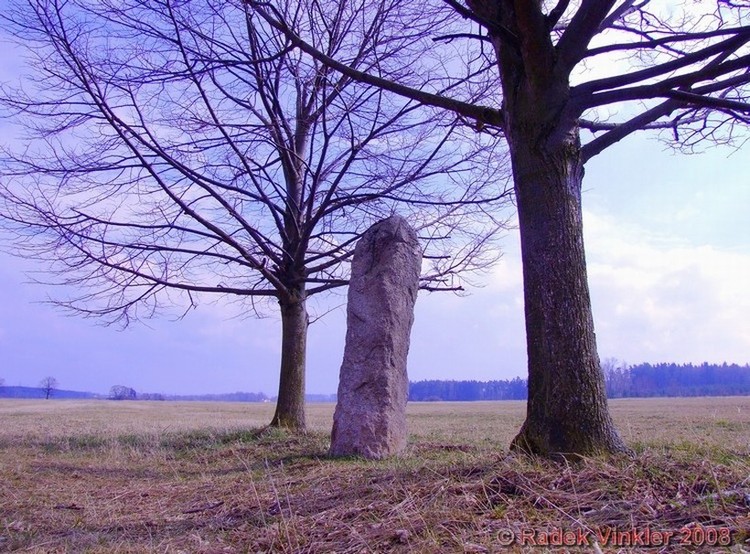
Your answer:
(1, 0), (510, 324)
(546, 0), (571, 30)
(585, 26), (747, 59)
(248, 1), (504, 128)
(581, 99), (681, 161)
(433, 33), (489, 44)
(574, 29), (750, 97)
(443, 0), (519, 46)
(556, 0), (619, 70)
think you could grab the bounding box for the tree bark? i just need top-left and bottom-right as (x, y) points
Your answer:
(269, 287), (308, 430)
(484, 1), (629, 457)
(503, 118), (630, 456)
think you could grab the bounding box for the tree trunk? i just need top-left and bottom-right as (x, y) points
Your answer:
(474, 1), (630, 457)
(507, 129), (630, 457)
(269, 288), (308, 430)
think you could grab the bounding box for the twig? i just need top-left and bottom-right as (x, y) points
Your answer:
(53, 503), (83, 511)
(674, 489), (750, 508)
(182, 500), (224, 514)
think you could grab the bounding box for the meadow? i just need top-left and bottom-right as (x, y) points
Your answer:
(1, 397), (748, 552)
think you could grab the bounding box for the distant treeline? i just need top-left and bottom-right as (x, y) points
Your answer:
(409, 363), (750, 401)
(3, 363), (749, 402)
(605, 362), (750, 398)
(409, 378), (528, 401)
(156, 392), (336, 402)
(0, 386), (98, 400)
(0, 385), (330, 403)
(161, 391), (269, 402)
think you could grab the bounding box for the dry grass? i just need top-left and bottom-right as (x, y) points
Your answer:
(1, 397), (749, 553)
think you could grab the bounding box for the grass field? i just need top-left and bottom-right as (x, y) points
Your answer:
(1, 397), (748, 552)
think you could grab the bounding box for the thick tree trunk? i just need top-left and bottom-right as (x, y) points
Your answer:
(269, 288), (308, 430)
(473, 1), (630, 457)
(508, 131), (630, 457)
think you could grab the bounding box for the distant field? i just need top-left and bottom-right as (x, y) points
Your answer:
(1, 397), (748, 552)
(1, 396), (748, 451)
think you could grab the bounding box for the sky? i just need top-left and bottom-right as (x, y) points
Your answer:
(2, 136), (747, 397)
(1, 11), (749, 397)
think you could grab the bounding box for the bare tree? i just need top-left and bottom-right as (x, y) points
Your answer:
(39, 376), (58, 399)
(109, 385), (137, 400)
(249, 0), (750, 454)
(0, 0), (511, 429)
(602, 358), (630, 399)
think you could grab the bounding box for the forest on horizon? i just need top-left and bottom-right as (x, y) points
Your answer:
(409, 362), (750, 401)
(2, 362), (749, 402)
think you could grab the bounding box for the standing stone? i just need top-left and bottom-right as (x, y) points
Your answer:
(329, 215), (421, 459)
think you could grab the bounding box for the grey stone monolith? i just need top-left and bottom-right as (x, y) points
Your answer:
(329, 215), (421, 459)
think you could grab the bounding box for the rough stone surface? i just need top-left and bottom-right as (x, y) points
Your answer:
(329, 215), (422, 459)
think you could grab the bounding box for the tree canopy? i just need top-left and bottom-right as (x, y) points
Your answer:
(249, 0), (749, 454)
(0, 0), (512, 429)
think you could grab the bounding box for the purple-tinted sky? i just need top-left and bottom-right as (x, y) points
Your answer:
(2, 137), (747, 396)
(1, 10), (748, 396)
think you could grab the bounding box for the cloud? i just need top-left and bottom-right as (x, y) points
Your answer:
(455, 209), (750, 379)
(3, 204), (746, 396)
(584, 210), (750, 364)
